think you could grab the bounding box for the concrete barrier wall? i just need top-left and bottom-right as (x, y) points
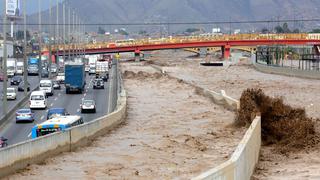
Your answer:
(254, 63), (320, 80)
(0, 90), (127, 178)
(193, 116), (261, 180)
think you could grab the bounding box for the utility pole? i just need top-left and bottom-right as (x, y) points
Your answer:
(72, 10), (75, 59)
(68, 6), (71, 61)
(38, 0), (42, 80)
(23, 0), (28, 96)
(49, 0), (52, 78)
(3, 0), (8, 114)
(62, 1), (66, 69)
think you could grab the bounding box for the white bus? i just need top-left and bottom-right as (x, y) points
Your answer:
(31, 116), (84, 139)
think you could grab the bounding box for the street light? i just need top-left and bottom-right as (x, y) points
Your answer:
(23, 0), (28, 96)
(3, 0), (8, 114)
(38, 0), (42, 81)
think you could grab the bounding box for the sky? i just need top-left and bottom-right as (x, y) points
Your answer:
(1, 0), (63, 15)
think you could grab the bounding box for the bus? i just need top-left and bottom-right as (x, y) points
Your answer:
(31, 115), (84, 139)
(115, 39), (135, 46)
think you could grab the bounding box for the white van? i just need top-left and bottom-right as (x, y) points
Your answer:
(39, 80), (54, 96)
(29, 91), (47, 109)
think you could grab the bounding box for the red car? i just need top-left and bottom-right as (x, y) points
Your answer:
(0, 72), (4, 82)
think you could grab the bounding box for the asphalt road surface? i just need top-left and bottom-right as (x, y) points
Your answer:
(0, 63), (118, 145)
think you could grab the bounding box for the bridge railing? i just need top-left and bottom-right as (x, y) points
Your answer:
(43, 33), (320, 52)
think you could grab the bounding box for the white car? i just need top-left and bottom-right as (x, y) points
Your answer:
(56, 73), (65, 83)
(39, 80), (54, 96)
(7, 88), (17, 100)
(29, 91), (47, 109)
(80, 99), (96, 113)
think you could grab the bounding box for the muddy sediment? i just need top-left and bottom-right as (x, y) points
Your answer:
(236, 88), (318, 153)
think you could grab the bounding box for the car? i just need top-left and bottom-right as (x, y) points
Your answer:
(47, 108), (69, 119)
(16, 108), (34, 123)
(40, 80), (54, 96)
(7, 88), (17, 100)
(80, 99), (96, 113)
(56, 73), (65, 83)
(10, 76), (22, 85)
(50, 64), (58, 73)
(29, 91), (47, 109)
(18, 81), (31, 92)
(41, 69), (49, 78)
(0, 72), (4, 81)
(53, 81), (61, 90)
(27, 65), (39, 76)
(93, 78), (104, 89)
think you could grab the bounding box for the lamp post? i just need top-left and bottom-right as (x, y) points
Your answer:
(38, 0), (42, 80)
(23, 0), (28, 96)
(3, 0), (8, 114)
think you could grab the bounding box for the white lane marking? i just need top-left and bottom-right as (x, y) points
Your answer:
(40, 116), (44, 120)
(50, 103), (53, 107)
(58, 93), (61, 97)
(82, 98), (84, 101)
(84, 93), (87, 97)
(28, 132), (32, 138)
(54, 97), (58, 101)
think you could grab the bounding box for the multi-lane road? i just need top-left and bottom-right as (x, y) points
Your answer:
(0, 61), (118, 145)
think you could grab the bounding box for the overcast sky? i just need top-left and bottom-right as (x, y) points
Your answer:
(1, 0), (63, 15)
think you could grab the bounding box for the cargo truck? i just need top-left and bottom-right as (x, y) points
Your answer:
(65, 62), (85, 94)
(95, 59), (109, 81)
(7, 58), (17, 77)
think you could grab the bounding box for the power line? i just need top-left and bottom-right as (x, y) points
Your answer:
(1, 18), (320, 26)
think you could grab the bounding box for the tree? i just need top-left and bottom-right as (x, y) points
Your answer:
(261, 28), (269, 34)
(275, 25), (284, 33)
(311, 29), (320, 33)
(119, 29), (129, 36)
(185, 28), (200, 33)
(98, 27), (106, 34)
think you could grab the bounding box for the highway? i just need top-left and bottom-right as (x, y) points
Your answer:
(0, 76), (40, 117)
(0, 61), (118, 146)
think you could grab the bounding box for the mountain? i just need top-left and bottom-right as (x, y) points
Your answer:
(27, 0), (320, 32)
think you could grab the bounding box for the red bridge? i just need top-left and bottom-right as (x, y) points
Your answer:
(48, 33), (320, 59)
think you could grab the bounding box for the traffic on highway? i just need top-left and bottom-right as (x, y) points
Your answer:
(0, 54), (117, 146)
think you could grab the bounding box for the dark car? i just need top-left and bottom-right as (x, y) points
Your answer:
(10, 76), (22, 85)
(41, 69), (49, 78)
(47, 108), (69, 120)
(93, 78), (104, 89)
(53, 81), (61, 90)
(18, 81), (31, 92)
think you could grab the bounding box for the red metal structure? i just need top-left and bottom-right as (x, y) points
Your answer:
(51, 34), (320, 59)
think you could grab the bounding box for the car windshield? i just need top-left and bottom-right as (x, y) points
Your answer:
(13, 77), (20, 80)
(40, 83), (51, 87)
(18, 109), (31, 114)
(7, 89), (15, 93)
(31, 95), (44, 100)
(58, 73), (64, 76)
(83, 100), (94, 105)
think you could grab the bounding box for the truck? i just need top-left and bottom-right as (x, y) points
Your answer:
(7, 58), (17, 77)
(65, 62), (85, 94)
(27, 57), (39, 75)
(16, 61), (24, 75)
(88, 55), (97, 75)
(95, 59), (109, 81)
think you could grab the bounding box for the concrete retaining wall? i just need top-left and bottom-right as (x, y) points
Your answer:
(193, 116), (261, 180)
(0, 90), (127, 178)
(254, 63), (320, 80)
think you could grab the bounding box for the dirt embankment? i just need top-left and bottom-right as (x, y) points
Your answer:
(7, 62), (245, 179)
